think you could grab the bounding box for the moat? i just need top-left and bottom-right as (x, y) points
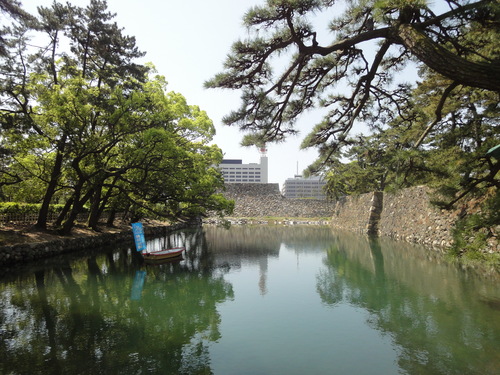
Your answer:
(1, 225), (498, 374)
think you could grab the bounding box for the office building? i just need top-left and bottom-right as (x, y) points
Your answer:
(218, 148), (268, 183)
(282, 175), (327, 199)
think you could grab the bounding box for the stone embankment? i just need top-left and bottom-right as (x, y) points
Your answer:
(379, 186), (458, 248)
(216, 183), (336, 218)
(214, 183), (498, 253)
(0, 224), (177, 266)
(331, 186), (457, 248)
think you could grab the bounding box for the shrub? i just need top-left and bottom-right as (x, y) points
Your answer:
(0, 202), (66, 215)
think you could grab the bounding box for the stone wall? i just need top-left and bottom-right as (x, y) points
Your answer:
(220, 183), (336, 218)
(331, 193), (374, 233)
(378, 186), (456, 248)
(220, 184), (457, 248)
(331, 186), (457, 248)
(214, 183), (500, 251)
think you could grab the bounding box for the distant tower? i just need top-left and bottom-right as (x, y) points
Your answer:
(259, 145), (267, 156)
(258, 145), (268, 183)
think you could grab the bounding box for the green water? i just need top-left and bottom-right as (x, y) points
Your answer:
(0, 226), (499, 375)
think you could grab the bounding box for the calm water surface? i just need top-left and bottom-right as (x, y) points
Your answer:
(0, 226), (499, 374)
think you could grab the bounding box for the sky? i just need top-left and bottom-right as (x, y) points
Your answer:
(22, 0), (332, 188)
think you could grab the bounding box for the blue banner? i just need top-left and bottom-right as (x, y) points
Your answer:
(131, 222), (147, 252)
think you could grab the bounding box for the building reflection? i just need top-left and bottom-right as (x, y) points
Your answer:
(203, 224), (334, 296)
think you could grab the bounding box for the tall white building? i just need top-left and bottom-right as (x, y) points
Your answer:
(218, 148), (268, 183)
(282, 175), (327, 199)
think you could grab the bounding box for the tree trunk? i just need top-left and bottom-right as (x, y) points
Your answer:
(60, 185), (94, 235)
(106, 209), (117, 227)
(89, 176), (119, 229)
(54, 196), (74, 227)
(87, 185), (103, 231)
(35, 135), (67, 230)
(397, 24), (500, 92)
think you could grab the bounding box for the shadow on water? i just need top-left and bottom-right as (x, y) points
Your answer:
(0, 228), (233, 375)
(317, 231), (500, 375)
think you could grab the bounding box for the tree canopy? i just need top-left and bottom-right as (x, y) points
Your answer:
(208, 0), (499, 257)
(207, 0), (499, 196)
(207, 0), (498, 147)
(0, 0), (233, 233)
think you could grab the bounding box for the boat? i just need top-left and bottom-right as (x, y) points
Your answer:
(141, 247), (185, 262)
(131, 222), (185, 263)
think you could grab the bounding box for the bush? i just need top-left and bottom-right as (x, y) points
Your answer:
(0, 202), (66, 215)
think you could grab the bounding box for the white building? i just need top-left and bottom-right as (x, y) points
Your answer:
(218, 148), (268, 183)
(282, 175), (327, 199)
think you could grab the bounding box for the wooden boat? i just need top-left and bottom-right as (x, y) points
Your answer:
(131, 222), (186, 263)
(142, 247), (185, 262)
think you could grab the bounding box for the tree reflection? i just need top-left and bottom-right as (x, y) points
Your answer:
(316, 234), (500, 375)
(0, 229), (233, 375)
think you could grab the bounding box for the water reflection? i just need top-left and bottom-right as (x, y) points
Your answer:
(0, 229), (233, 375)
(0, 226), (499, 374)
(130, 270), (146, 301)
(317, 231), (500, 375)
(204, 225), (333, 296)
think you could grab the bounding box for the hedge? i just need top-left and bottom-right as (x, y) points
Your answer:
(0, 202), (66, 214)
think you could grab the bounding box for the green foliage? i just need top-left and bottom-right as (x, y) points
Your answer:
(449, 189), (500, 266)
(0, 0), (233, 232)
(317, 20), (499, 200)
(209, 0), (499, 186)
(0, 202), (65, 214)
(208, 0), (499, 262)
(209, 0), (499, 150)
(323, 160), (380, 199)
